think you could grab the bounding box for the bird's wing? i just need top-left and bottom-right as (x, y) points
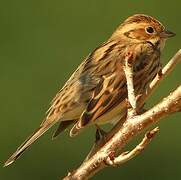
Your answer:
(47, 40), (122, 137)
(70, 70), (127, 136)
(45, 40), (120, 121)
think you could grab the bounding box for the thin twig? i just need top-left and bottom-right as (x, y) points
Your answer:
(123, 53), (137, 117)
(106, 127), (159, 166)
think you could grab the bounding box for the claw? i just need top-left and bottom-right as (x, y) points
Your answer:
(95, 125), (107, 143)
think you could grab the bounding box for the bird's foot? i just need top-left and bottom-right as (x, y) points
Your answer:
(85, 125), (107, 160)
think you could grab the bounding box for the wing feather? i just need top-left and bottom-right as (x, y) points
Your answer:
(70, 71), (127, 136)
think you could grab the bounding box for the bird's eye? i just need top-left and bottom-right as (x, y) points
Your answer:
(145, 26), (154, 34)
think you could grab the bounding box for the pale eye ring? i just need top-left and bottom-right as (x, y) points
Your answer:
(145, 26), (155, 34)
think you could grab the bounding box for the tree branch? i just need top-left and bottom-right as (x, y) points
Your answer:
(63, 50), (181, 180)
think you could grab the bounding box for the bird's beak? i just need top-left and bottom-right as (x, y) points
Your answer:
(160, 30), (176, 38)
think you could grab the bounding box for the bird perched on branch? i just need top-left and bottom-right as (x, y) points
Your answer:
(4, 14), (175, 167)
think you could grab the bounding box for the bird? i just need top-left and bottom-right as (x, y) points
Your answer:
(4, 14), (175, 167)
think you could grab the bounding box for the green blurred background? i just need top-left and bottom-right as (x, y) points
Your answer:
(0, 0), (180, 179)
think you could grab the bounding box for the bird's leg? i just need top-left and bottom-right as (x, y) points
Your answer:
(85, 125), (107, 160)
(95, 124), (107, 143)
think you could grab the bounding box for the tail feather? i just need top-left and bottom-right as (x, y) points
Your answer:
(4, 121), (57, 167)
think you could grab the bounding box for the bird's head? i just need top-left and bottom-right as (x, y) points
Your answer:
(111, 14), (175, 50)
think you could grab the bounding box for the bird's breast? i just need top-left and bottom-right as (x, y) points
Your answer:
(133, 49), (161, 94)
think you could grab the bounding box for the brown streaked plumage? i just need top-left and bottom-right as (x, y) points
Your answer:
(4, 14), (175, 167)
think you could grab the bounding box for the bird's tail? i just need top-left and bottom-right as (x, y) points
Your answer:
(4, 120), (57, 167)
